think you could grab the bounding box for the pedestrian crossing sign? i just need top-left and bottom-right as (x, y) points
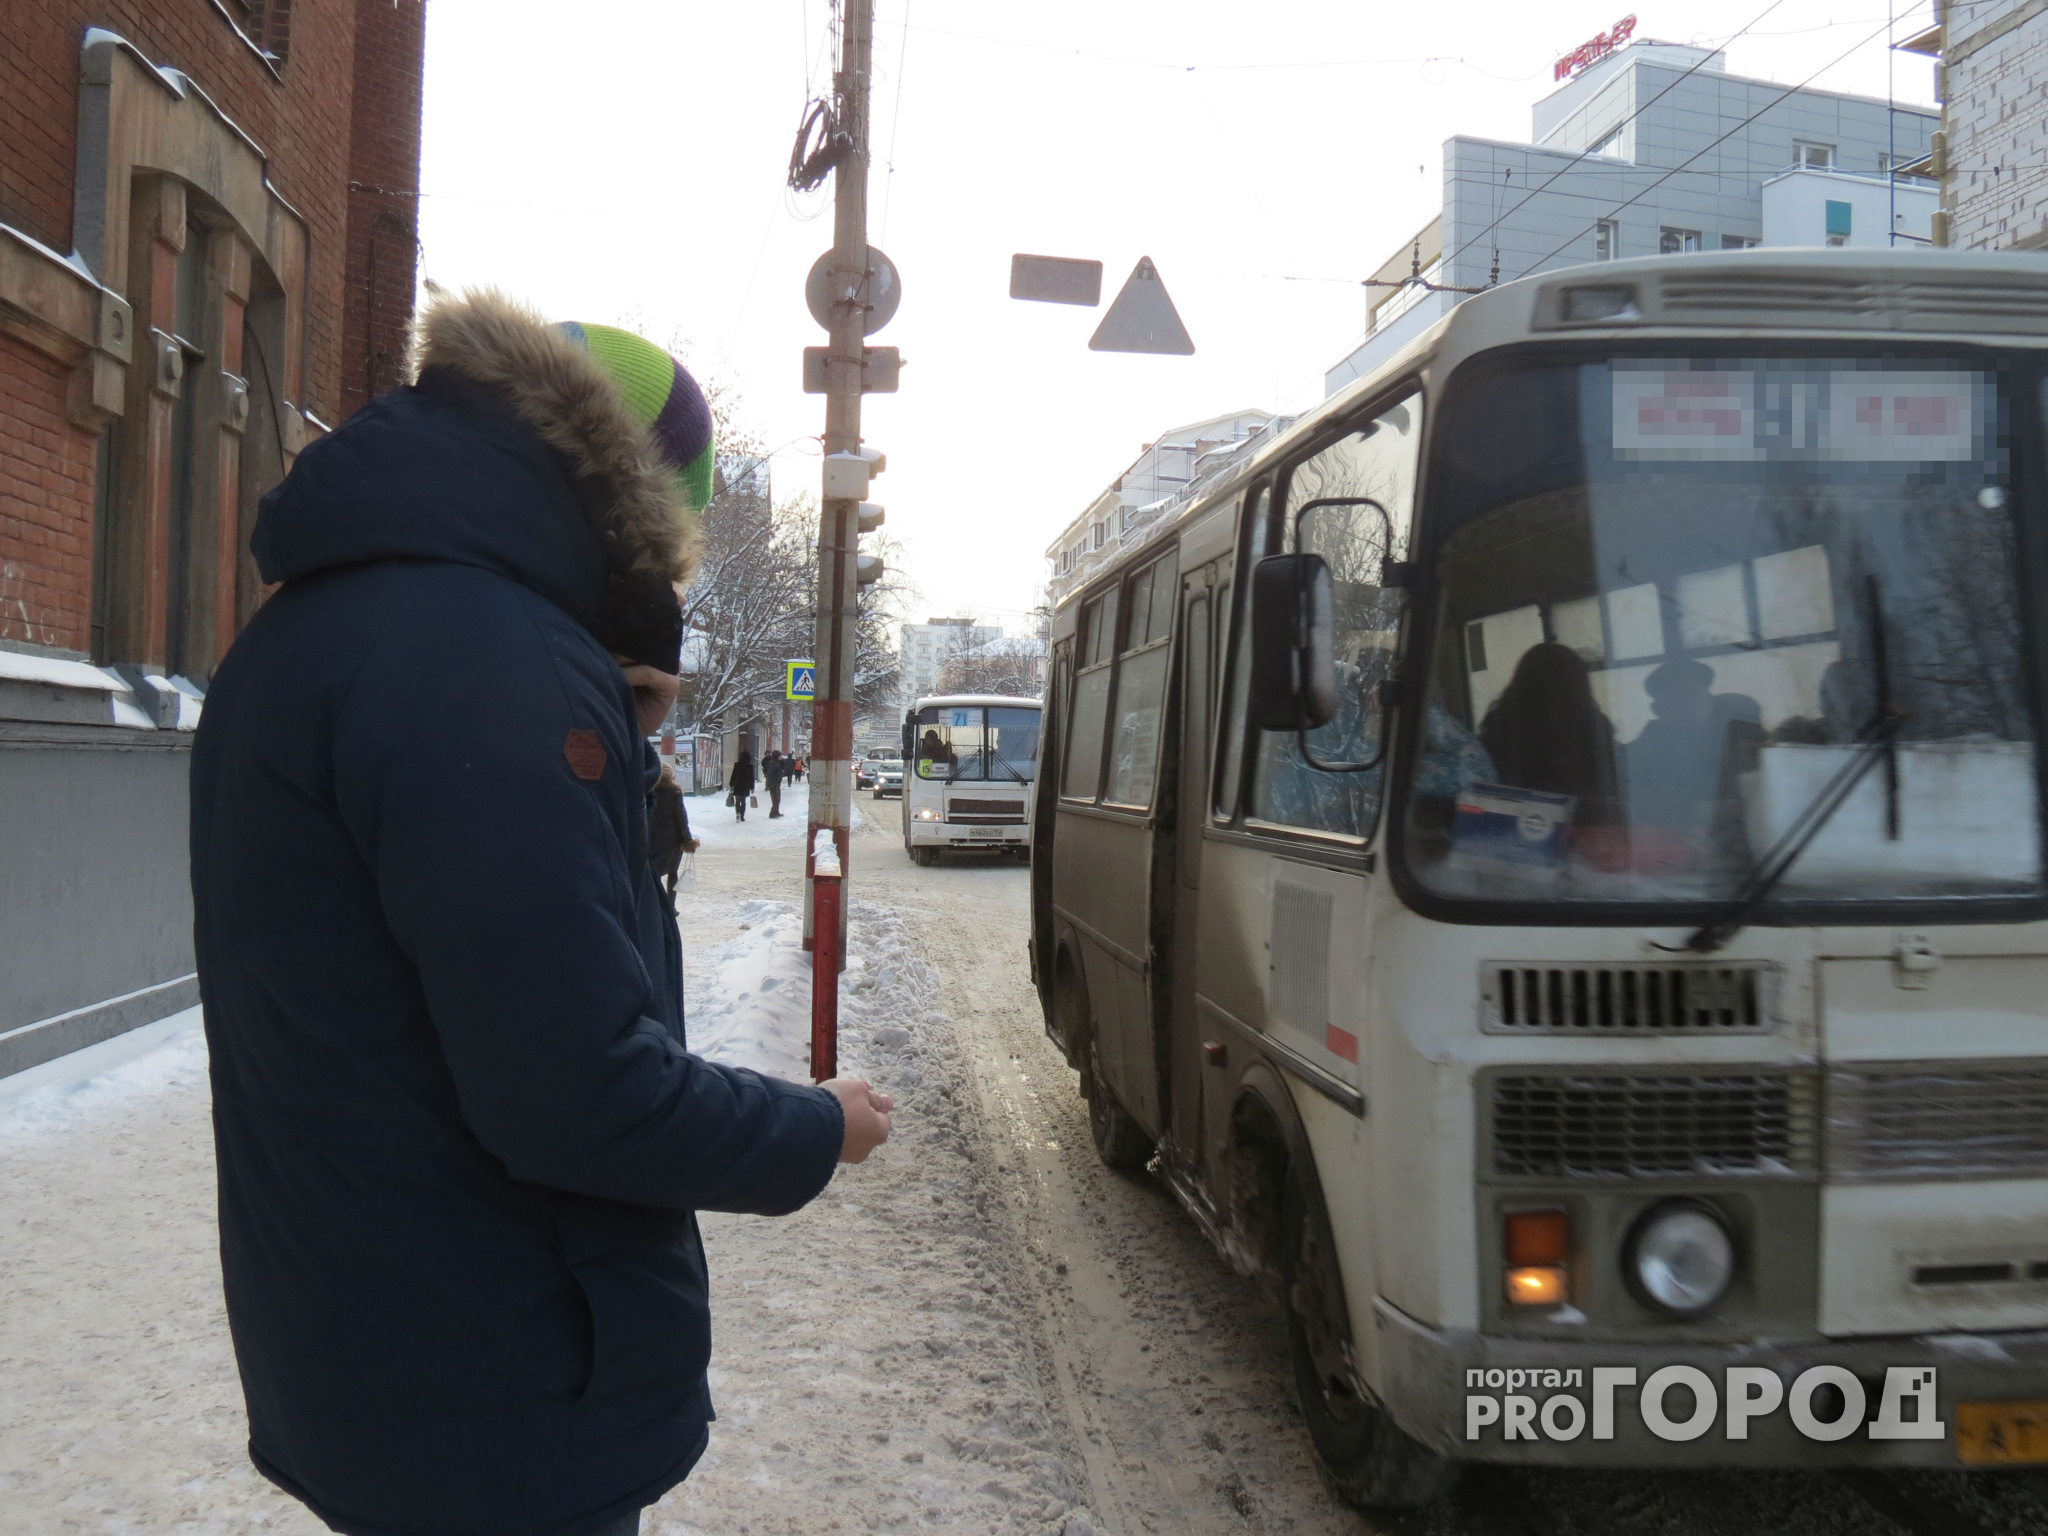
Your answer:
(786, 660), (817, 701)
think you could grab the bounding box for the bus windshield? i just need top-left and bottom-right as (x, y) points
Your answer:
(915, 704), (1040, 783)
(1402, 354), (2042, 913)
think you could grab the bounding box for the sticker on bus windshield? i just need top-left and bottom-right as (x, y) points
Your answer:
(1452, 783), (1576, 871)
(1612, 364), (1983, 463)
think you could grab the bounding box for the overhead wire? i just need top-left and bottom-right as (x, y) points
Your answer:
(878, 0), (912, 247)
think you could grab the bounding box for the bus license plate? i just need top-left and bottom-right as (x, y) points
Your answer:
(1956, 1401), (2048, 1465)
(968, 827), (1006, 839)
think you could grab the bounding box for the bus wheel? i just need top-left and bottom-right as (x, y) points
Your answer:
(1084, 1028), (1153, 1172)
(1282, 1176), (1457, 1511)
(912, 846), (938, 867)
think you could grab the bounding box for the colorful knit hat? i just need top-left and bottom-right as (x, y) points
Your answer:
(557, 322), (715, 513)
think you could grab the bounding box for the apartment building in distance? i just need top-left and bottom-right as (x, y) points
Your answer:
(900, 618), (1003, 709)
(1046, 409), (1277, 605)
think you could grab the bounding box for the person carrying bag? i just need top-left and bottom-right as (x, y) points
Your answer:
(728, 750), (756, 821)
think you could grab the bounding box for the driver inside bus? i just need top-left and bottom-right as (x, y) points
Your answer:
(1626, 657), (1763, 844)
(919, 727), (956, 775)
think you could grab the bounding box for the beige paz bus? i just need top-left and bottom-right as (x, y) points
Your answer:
(1029, 248), (2048, 1508)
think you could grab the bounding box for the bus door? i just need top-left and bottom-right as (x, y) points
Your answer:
(1055, 552), (1178, 1135)
(1166, 557), (1225, 1166)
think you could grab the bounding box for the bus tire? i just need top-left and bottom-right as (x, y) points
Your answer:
(912, 846), (938, 867)
(1084, 1026), (1152, 1172)
(1282, 1175), (1457, 1511)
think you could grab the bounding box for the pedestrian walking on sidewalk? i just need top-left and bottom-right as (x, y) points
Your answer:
(650, 762), (694, 904)
(728, 749), (756, 821)
(763, 749), (786, 818)
(190, 290), (893, 1536)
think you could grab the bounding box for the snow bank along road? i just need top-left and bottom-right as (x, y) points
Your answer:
(6, 781), (2048, 1536)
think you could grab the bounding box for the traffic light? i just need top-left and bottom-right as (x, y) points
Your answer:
(823, 449), (887, 585)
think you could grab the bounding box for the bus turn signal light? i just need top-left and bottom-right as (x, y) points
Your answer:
(1505, 1210), (1570, 1306)
(1505, 1265), (1569, 1306)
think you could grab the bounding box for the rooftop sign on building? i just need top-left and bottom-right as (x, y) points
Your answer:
(1555, 14), (1637, 80)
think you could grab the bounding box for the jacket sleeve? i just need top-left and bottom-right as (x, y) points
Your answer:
(332, 597), (843, 1216)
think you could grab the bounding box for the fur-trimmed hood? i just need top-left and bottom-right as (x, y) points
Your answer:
(252, 291), (696, 669)
(412, 289), (698, 588)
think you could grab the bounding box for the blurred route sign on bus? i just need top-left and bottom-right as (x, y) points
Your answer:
(1089, 257), (1194, 355)
(806, 246), (901, 336)
(1009, 254), (1103, 306)
(786, 660), (817, 702)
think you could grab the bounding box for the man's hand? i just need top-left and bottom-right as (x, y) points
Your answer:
(613, 660), (680, 736)
(822, 1078), (894, 1163)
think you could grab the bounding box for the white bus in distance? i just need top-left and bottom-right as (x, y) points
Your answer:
(1032, 247), (2048, 1508)
(902, 694), (1042, 866)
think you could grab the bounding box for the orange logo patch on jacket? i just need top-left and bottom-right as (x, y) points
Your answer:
(563, 730), (607, 781)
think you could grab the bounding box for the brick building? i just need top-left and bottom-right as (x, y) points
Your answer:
(1904, 0), (2048, 251)
(0, 2), (426, 1073)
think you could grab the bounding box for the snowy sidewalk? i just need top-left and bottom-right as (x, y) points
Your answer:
(0, 782), (1090, 1535)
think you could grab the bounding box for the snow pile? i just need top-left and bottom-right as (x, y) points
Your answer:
(0, 1009), (207, 1150)
(685, 895), (947, 1087)
(684, 899), (814, 1080)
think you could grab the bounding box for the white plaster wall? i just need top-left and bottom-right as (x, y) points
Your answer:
(1761, 169), (1938, 247)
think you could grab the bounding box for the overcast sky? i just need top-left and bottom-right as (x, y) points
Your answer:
(416, 1), (1935, 632)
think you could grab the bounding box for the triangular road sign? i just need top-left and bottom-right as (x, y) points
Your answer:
(1089, 257), (1194, 355)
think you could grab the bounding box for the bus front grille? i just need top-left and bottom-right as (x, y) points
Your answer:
(1483, 962), (1774, 1033)
(1829, 1061), (2048, 1181)
(1488, 1070), (1818, 1180)
(947, 798), (1027, 816)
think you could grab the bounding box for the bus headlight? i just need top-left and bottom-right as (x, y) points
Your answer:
(913, 808), (943, 821)
(1624, 1201), (1735, 1317)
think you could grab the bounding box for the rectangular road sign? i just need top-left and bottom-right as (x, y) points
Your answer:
(1010, 254), (1104, 306)
(802, 346), (901, 394)
(785, 660), (817, 702)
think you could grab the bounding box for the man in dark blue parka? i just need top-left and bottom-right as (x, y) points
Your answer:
(190, 291), (892, 1536)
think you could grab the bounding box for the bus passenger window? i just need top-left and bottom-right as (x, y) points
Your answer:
(1063, 595), (1112, 799)
(1250, 394), (1420, 838)
(1103, 552), (1177, 808)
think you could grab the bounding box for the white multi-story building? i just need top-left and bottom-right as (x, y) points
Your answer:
(1045, 409), (1279, 603)
(1326, 38), (1938, 395)
(899, 618), (1002, 710)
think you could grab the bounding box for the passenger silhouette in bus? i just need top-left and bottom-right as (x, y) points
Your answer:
(920, 727), (957, 778)
(1627, 656), (1762, 840)
(1478, 642), (1620, 823)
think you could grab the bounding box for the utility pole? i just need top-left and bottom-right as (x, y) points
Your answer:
(807, 0), (874, 1082)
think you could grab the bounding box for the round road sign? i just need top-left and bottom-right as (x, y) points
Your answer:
(806, 245), (901, 336)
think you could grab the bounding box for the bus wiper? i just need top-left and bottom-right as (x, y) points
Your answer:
(1672, 705), (1907, 953)
(1676, 580), (1904, 954)
(986, 744), (1027, 784)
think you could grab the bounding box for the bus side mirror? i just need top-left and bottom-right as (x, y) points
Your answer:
(902, 721), (914, 759)
(1249, 552), (1337, 731)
